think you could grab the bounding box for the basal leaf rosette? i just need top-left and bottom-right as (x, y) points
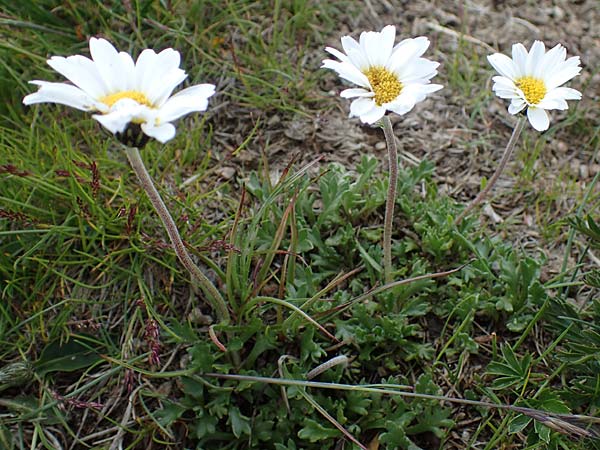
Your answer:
(23, 37), (215, 145)
(321, 25), (442, 124)
(488, 41), (582, 131)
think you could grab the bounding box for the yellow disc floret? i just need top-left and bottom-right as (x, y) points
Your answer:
(100, 91), (152, 108)
(364, 66), (403, 106)
(515, 76), (547, 105)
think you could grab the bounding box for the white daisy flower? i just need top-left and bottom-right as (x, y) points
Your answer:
(23, 37), (215, 144)
(321, 25), (442, 124)
(488, 41), (582, 132)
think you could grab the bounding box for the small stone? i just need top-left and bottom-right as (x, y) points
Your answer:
(550, 6), (565, 20)
(217, 166), (236, 180)
(483, 203), (503, 223)
(557, 141), (568, 152)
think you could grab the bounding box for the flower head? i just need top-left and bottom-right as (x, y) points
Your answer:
(23, 38), (215, 145)
(488, 41), (582, 131)
(321, 25), (442, 124)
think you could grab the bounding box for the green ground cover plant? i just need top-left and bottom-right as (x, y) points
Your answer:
(1, 1), (599, 449)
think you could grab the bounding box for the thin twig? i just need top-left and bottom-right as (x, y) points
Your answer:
(301, 390), (368, 450)
(327, 260), (473, 317)
(204, 373), (600, 439)
(425, 21), (497, 53)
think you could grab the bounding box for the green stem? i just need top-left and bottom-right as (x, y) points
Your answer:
(455, 116), (526, 225)
(382, 115), (398, 283)
(125, 146), (230, 324)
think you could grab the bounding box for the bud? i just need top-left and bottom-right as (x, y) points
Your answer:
(0, 361), (33, 390)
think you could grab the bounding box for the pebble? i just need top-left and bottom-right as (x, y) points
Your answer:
(216, 166), (236, 179)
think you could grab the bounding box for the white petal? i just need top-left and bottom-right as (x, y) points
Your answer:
(157, 83), (215, 123)
(511, 43), (528, 77)
(346, 48), (370, 71)
(340, 88), (373, 98)
(392, 36), (429, 57)
(537, 97), (568, 110)
(526, 41), (546, 77)
(136, 48), (183, 102)
(508, 99), (526, 114)
(150, 69), (187, 107)
(487, 53), (518, 80)
(492, 76), (517, 90)
(92, 110), (134, 134)
(527, 107), (550, 131)
(359, 26), (395, 67)
(324, 46), (350, 64)
(366, 25), (395, 67)
(23, 81), (99, 111)
(47, 54), (108, 98)
(396, 58), (439, 83)
(419, 82), (443, 94)
(141, 48), (181, 94)
(349, 97), (375, 117)
(539, 44), (566, 76)
(494, 88), (522, 99)
(340, 35), (360, 57)
(386, 91), (417, 115)
(359, 105), (386, 124)
(545, 57), (582, 89)
(492, 77), (520, 99)
(405, 82), (443, 98)
(119, 52), (136, 90)
(399, 83), (441, 105)
(91, 98), (148, 133)
(387, 101), (415, 115)
(170, 83), (216, 100)
(141, 122), (176, 143)
(388, 37), (430, 73)
(537, 86), (580, 110)
(321, 59), (369, 87)
(340, 36), (369, 69)
(548, 86), (582, 101)
(89, 37), (125, 92)
(134, 49), (159, 92)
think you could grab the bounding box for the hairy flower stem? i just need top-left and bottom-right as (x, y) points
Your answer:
(455, 116), (526, 225)
(382, 116), (398, 284)
(125, 147), (230, 324)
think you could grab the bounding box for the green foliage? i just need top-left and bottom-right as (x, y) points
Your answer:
(1, 1), (599, 449)
(487, 345), (534, 390)
(35, 336), (103, 376)
(3, 137), (597, 447)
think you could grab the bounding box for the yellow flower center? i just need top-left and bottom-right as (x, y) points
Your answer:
(363, 66), (403, 106)
(515, 76), (546, 105)
(100, 91), (152, 108)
